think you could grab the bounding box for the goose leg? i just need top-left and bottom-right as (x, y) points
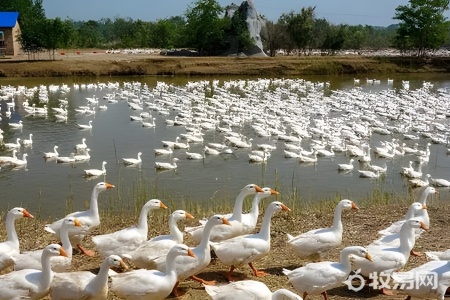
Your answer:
(190, 275), (216, 285)
(249, 262), (267, 277)
(77, 244), (95, 256)
(224, 265), (237, 281)
(379, 288), (394, 295)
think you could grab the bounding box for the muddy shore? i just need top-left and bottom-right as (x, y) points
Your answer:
(1, 52), (450, 77)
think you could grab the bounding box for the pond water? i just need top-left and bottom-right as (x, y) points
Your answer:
(1, 73), (450, 219)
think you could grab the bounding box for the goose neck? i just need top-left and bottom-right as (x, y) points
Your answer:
(258, 206), (276, 241)
(85, 258), (110, 293)
(137, 206), (150, 232)
(331, 205), (344, 232)
(40, 252), (55, 293)
(59, 225), (73, 258)
(338, 248), (354, 273)
(230, 189), (252, 222)
(169, 217), (183, 244)
(5, 214), (19, 246)
(198, 220), (217, 250)
(399, 225), (416, 257)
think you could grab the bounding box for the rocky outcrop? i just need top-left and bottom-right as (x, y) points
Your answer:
(226, 0), (266, 57)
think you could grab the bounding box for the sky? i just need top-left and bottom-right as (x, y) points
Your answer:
(42, 0), (450, 27)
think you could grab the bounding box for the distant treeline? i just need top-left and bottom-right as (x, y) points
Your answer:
(1, 0), (449, 59)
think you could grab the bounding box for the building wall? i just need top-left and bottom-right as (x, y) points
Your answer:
(0, 21), (21, 56)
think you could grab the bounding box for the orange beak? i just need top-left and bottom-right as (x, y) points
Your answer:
(281, 203), (291, 212)
(187, 248), (196, 258)
(160, 202), (168, 209)
(74, 219), (82, 227)
(120, 260), (128, 270)
(270, 189), (280, 195)
(22, 209), (34, 218)
(59, 247), (68, 257)
(254, 185), (264, 193)
(365, 253), (373, 262)
(185, 212), (195, 219)
(422, 204), (427, 209)
(105, 182), (115, 189)
(351, 202), (359, 210)
(420, 221), (428, 230)
(222, 217), (231, 225)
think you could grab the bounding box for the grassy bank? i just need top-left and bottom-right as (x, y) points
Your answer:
(1, 55), (450, 77)
(0, 185), (447, 299)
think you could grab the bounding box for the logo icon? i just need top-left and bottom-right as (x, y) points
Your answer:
(344, 269), (365, 292)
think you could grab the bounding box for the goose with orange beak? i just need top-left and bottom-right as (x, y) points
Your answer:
(0, 244), (67, 300)
(110, 244), (196, 300)
(283, 246), (372, 300)
(92, 199), (168, 258)
(44, 182), (115, 256)
(286, 199), (359, 261)
(0, 207), (34, 272)
(211, 201), (291, 282)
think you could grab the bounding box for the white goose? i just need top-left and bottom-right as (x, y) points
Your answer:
(122, 151), (142, 165)
(44, 182), (115, 256)
(430, 175), (450, 187)
(154, 146), (173, 155)
(124, 210), (194, 269)
(77, 120), (92, 129)
(4, 137), (21, 150)
(0, 149), (17, 163)
(0, 244), (67, 300)
(283, 246), (372, 300)
(110, 244), (196, 300)
(14, 218), (82, 272)
(11, 153), (28, 167)
(186, 151), (204, 160)
(155, 157), (179, 170)
(337, 158), (354, 171)
(57, 153), (75, 163)
(238, 187), (279, 234)
(378, 186), (436, 237)
(75, 138), (87, 151)
(185, 183), (264, 244)
(0, 207), (34, 271)
(43, 145), (59, 159)
(9, 120), (23, 129)
(351, 219), (427, 295)
(205, 280), (302, 300)
(92, 199), (167, 258)
(50, 255), (127, 300)
(392, 260), (450, 300)
(73, 148), (90, 161)
(286, 199), (358, 260)
(21, 133), (33, 146)
(155, 215), (230, 297)
(212, 201), (290, 281)
(84, 161), (107, 177)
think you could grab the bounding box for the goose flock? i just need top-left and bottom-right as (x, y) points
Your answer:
(0, 77), (450, 299)
(0, 183), (448, 299)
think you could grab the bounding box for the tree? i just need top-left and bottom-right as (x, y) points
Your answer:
(394, 0), (450, 56)
(279, 7), (316, 55)
(184, 0), (226, 54)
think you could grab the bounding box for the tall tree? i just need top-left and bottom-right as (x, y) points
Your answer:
(184, 0), (226, 54)
(394, 0), (450, 56)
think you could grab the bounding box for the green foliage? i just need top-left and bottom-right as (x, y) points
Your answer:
(4, 0), (449, 58)
(394, 0), (450, 56)
(184, 0), (226, 54)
